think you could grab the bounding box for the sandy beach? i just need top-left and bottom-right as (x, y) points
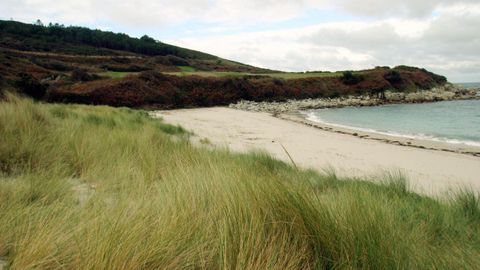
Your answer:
(153, 107), (480, 196)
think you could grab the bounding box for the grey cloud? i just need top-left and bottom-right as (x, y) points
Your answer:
(336, 0), (479, 18)
(2, 0), (478, 27)
(301, 23), (404, 52)
(0, 0), (317, 27)
(1, 0), (479, 81)
(299, 12), (480, 81)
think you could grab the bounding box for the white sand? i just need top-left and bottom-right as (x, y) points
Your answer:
(153, 107), (480, 196)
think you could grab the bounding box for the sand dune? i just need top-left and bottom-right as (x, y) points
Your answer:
(153, 107), (480, 196)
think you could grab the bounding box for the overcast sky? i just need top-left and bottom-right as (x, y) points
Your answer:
(2, 0), (480, 82)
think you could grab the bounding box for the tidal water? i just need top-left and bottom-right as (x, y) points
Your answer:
(303, 96), (480, 147)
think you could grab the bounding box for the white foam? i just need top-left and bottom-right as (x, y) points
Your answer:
(302, 110), (480, 148)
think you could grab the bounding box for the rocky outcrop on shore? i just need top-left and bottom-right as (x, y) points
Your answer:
(229, 84), (479, 113)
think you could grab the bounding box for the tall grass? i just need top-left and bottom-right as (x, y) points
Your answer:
(0, 95), (479, 269)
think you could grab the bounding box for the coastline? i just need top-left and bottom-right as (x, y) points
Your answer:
(229, 84), (479, 113)
(279, 111), (480, 157)
(227, 84), (480, 156)
(154, 107), (480, 196)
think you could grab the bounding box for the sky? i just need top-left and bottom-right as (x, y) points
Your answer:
(2, 0), (480, 82)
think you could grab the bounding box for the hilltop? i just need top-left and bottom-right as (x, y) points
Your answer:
(0, 20), (449, 108)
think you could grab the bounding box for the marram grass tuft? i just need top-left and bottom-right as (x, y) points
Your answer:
(0, 95), (479, 269)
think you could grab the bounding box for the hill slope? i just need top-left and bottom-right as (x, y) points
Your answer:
(0, 20), (272, 78)
(0, 20), (216, 59)
(0, 20), (449, 108)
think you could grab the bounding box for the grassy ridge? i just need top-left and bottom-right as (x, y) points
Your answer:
(0, 95), (479, 269)
(98, 71), (138, 79)
(48, 68), (447, 109)
(163, 71), (344, 79)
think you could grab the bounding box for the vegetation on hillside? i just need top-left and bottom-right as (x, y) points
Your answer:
(0, 95), (478, 269)
(0, 20), (215, 59)
(47, 68), (448, 108)
(0, 19), (273, 91)
(0, 20), (447, 109)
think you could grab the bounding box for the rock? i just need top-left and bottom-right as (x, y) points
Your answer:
(228, 85), (475, 113)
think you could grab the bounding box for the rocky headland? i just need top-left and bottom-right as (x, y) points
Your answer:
(229, 84), (479, 113)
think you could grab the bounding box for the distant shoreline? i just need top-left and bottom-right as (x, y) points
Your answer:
(229, 84), (479, 113)
(155, 107), (480, 195)
(228, 84), (480, 156)
(278, 111), (480, 158)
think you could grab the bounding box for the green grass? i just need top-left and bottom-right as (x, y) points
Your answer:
(163, 71), (344, 80)
(98, 71), (137, 78)
(0, 95), (479, 269)
(164, 71), (252, 78)
(177, 66), (196, 72)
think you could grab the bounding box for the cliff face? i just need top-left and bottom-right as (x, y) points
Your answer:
(46, 67), (448, 109)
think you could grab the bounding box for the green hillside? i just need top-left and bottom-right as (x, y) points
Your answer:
(0, 20), (216, 59)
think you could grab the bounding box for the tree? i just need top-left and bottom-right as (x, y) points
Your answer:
(140, 35), (156, 43)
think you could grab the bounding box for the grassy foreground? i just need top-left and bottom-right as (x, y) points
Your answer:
(0, 95), (479, 269)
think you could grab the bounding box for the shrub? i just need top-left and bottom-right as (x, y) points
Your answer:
(384, 70), (402, 84)
(71, 69), (100, 82)
(421, 68), (447, 84)
(394, 65), (419, 72)
(152, 56), (170, 65)
(101, 64), (149, 72)
(138, 70), (168, 82)
(33, 58), (73, 71)
(14, 73), (47, 99)
(166, 55), (190, 66)
(272, 78), (285, 86)
(112, 57), (131, 64)
(341, 71), (363, 85)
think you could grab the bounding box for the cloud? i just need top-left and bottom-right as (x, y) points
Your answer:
(1, 0), (480, 81)
(171, 6), (480, 82)
(335, 0), (480, 18)
(2, 0), (479, 27)
(1, 0), (324, 27)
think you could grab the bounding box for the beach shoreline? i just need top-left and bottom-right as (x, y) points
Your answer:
(226, 84), (480, 157)
(279, 111), (480, 157)
(153, 107), (480, 196)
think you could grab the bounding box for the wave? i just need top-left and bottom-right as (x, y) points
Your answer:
(302, 111), (480, 148)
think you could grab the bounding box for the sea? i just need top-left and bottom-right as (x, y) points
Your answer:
(303, 83), (480, 147)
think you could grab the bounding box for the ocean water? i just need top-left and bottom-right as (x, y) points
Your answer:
(457, 82), (480, 89)
(303, 98), (480, 147)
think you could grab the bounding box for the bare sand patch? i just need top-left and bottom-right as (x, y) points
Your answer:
(153, 107), (480, 196)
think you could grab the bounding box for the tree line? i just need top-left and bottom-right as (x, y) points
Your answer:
(0, 20), (215, 59)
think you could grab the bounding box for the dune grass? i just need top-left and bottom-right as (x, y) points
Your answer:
(0, 95), (479, 269)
